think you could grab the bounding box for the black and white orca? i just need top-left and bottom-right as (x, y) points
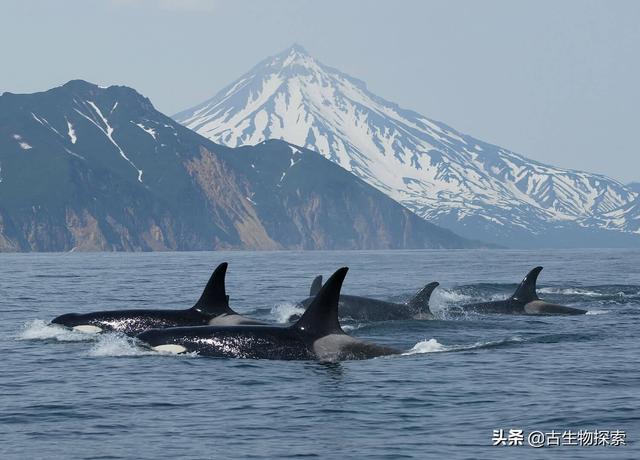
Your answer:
(287, 275), (439, 322)
(51, 263), (265, 335)
(137, 267), (401, 361)
(456, 266), (586, 315)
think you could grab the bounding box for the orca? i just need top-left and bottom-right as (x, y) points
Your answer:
(51, 263), (265, 335)
(137, 267), (401, 361)
(455, 267), (586, 315)
(287, 275), (439, 322)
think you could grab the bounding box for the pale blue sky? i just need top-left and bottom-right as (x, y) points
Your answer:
(1, 0), (638, 182)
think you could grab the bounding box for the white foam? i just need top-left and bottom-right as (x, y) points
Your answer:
(428, 288), (475, 316)
(18, 319), (94, 342)
(489, 293), (509, 301)
(403, 336), (525, 356)
(402, 338), (446, 355)
(341, 323), (368, 332)
(270, 302), (305, 323)
(586, 309), (609, 315)
(538, 287), (602, 297)
(453, 336), (524, 352)
(87, 334), (154, 357)
(431, 288), (473, 305)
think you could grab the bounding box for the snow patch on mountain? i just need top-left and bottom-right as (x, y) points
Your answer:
(133, 122), (158, 140)
(12, 134), (33, 150)
(79, 100), (144, 182)
(66, 118), (77, 144)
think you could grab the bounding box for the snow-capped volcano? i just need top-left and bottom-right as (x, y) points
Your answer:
(175, 45), (639, 247)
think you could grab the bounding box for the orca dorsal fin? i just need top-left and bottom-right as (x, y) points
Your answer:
(293, 267), (348, 337)
(309, 275), (323, 296)
(192, 263), (234, 316)
(407, 282), (439, 315)
(511, 266), (543, 302)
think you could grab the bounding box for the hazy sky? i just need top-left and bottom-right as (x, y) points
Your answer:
(2, 0), (638, 182)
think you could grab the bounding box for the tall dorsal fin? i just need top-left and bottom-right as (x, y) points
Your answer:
(309, 275), (323, 296)
(192, 263), (234, 316)
(407, 282), (439, 314)
(293, 267), (348, 337)
(511, 266), (543, 302)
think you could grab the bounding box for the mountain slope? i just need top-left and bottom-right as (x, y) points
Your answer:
(175, 45), (640, 247)
(627, 182), (640, 194)
(0, 80), (479, 251)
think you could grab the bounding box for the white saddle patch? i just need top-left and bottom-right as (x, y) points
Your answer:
(72, 325), (103, 334)
(209, 314), (245, 326)
(524, 300), (547, 314)
(152, 344), (187, 354)
(313, 334), (358, 361)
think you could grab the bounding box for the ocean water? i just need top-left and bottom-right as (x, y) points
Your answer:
(1, 249), (638, 459)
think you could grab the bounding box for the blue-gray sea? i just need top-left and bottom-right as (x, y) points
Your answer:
(1, 249), (638, 459)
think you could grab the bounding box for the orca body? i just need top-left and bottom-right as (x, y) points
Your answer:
(288, 276), (439, 322)
(137, 268), (401, 361)
(51, 263), (266, 335)
(456, 267), (586, 315)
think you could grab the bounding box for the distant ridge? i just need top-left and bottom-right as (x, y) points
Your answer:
(0, 80), (482, 251)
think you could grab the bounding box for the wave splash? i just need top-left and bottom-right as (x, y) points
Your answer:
(402, 338), (446, 355)
(270, 302), (304, 324)
(538, 287), (603, 297)
(17, 319), (96, 342)
(87, 334), (155, 357)
(403, 336), (525, 356)
(430, 288), (472, 308)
